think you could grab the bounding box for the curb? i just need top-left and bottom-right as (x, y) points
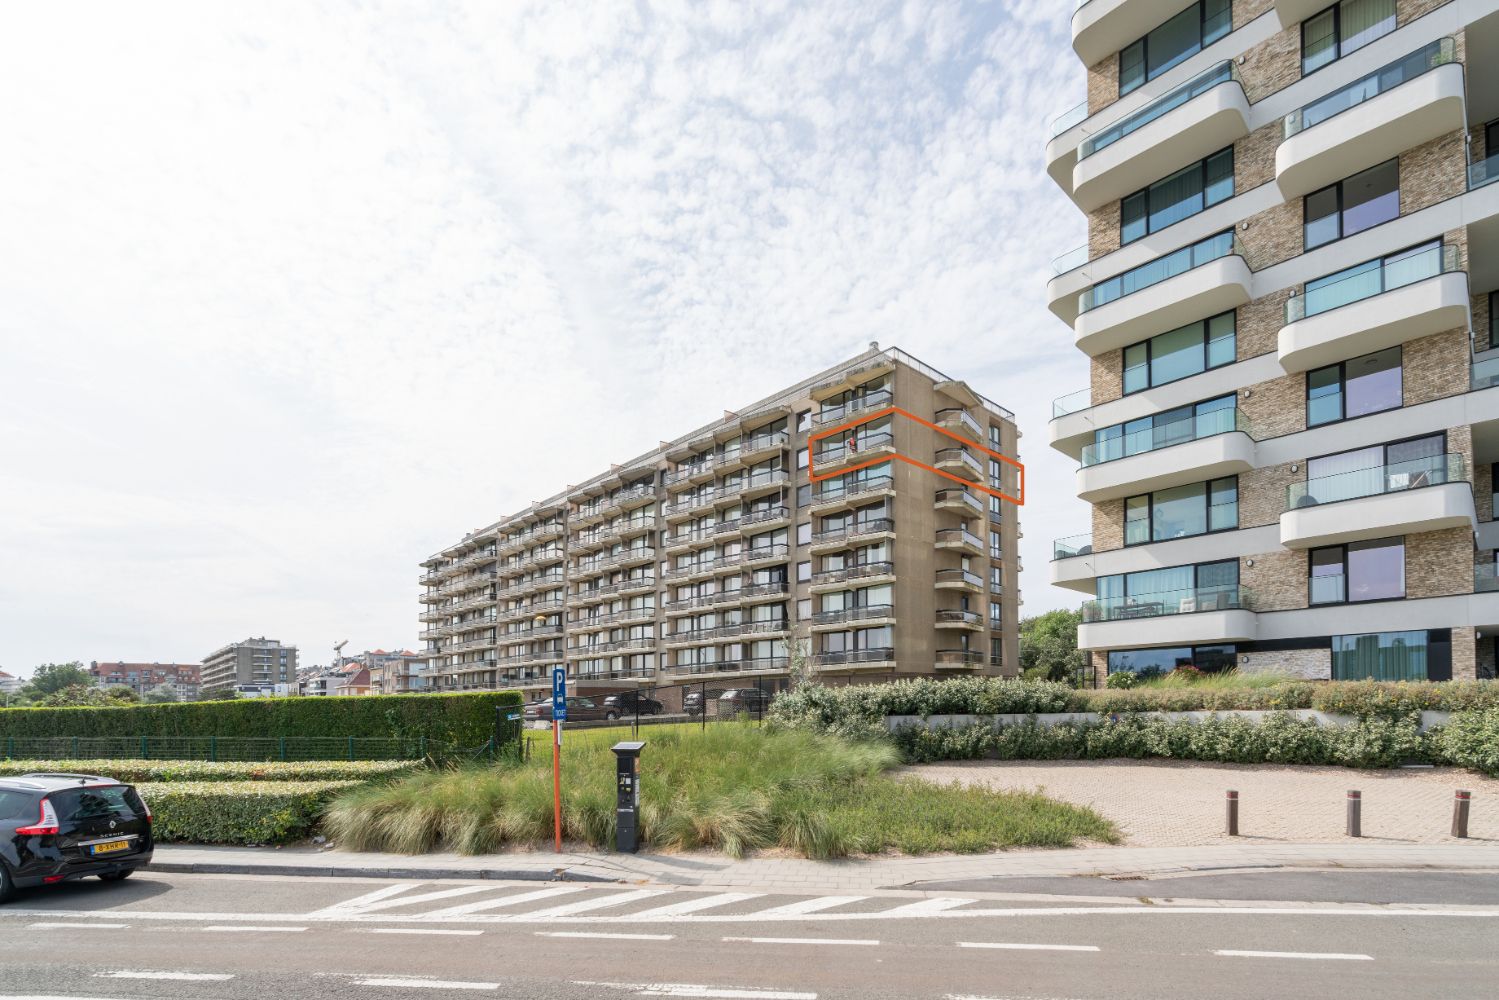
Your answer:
(146, 861), (623, 883)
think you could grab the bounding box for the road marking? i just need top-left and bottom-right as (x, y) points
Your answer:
(627, 893), (763, 918)
(423, 886), (586, 916)
(538, 931), (676, 941)
(723, 936), (878, 946)
(96, 971), (235, 981)
(28, 922), (128, 930)
(521, 888), (670, 917)
(875, 898), (974, 917)
(958, 942), (1100, 953)
(1214, 950), (1373, 961)
(316, 884), (494, 915)
(749, 896), (865, 917)
(370, 928), (484, 936)
(313, 882), (417, 911)
(578, 984), (816, 999)
(355, 978), (500, 990)
(203, 925), (307, 932)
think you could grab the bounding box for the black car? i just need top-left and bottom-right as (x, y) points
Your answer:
(602, 691), (664, 716)
(684, 688), (728, 717)
(0, 773), (153, 902)
(719, 688), (774, 714)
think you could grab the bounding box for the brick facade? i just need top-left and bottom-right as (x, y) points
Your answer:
(1238, 646), (1330, 680)
(1451, 625), (1478, 681)
(1400, 131), (1467, 215)
(1237, 372), (1303, 439)
(1405, 527), (1474, 599)
(1090, 349), (1123, 405)
(1242, 549), (1307, 612)
(1404, 327), (1471, 407)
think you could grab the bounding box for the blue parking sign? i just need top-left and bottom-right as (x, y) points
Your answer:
(551, 667), (567, 721)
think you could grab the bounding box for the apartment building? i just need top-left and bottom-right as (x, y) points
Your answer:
(200, 637), (299, 694)
(1047, 0), (1499, 683)
(89, 661), (201, 700)
(418, 346), (1021, 696)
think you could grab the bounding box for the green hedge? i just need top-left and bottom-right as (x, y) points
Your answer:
(0, 759), (421, 783)
(0, 692), (523, 748)
(139, 780), (359, 844)
(1425, 707), (1499, 775)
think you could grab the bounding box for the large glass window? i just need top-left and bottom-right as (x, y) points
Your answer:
(1302, 0), (1396, 75)
(1304, 159), (1399, 249)
(1307, 346), (1401, 426)
(1301, 435), (1445, 506)
(1124, 477), (1238, 545)
(1090, 394), (1236, 465)
(1120, 0), (1232, 96)
(1123, 312), (1235, 394)
(1094, 560), (1239, 619)
(1122, 149), (1234, 244)
(1332, 630), (1427, 680)
(1310, 536), (1405, 605)
(1107, 644), (1236, 676)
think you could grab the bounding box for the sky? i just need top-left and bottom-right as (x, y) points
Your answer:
(0, 0), (1089, 677)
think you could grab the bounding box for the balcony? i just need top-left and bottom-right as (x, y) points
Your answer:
(738, 505), (791, 532)
(571, 529), (607, 552)
(811, 604), (895, 631)
(663, 491), (716, 521)
(740, 469), (790, 499)
(600, 484), (657, 513)
(1282, 453), (1474, 549)
(935, 527), (983, 555)
(1277, 41), (1461, 199)
(809, 517), (896, 553)
(1078, 585), (1257, 650)
(810, 561), (895, 591)
(814, 430), (895, 473)
(933, 447), (983, 481)
(663, 656), (789, 678)
(934, 568), (983, 593)
(568, 577), (657, 605)
(1279, 243), (1468, 374)
(571, 605), (656, 629)
(1073, 62), (1248, 212)
(811, 474), (895, 512)
(419, 571), (442, 587)
(934, 649), (988, 671)
(812, 648), (896, 670)
(664, 458), (716, 488)
(1074, 232), (1250, 357)
(744, 542), (791, 566)
(813, 389), (894, 428)
(664, 589), (742, 614)
(935, 609), (982, 631)
(934, 488), (983, 515)
(662, 552), (745, 581)
(935, 407), (983, 442)
(664, 525), (718, 552)
(737, 431), (791, 464)
(599, 547), (655, 570)
(1077, 407), (1255, 504)
(1071, 0), (1198, 67)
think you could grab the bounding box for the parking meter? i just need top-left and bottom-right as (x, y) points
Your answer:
(611, 741), (645, 853)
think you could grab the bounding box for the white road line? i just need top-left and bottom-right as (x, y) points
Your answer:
(749, 896), (865, 917)
(578, 984), (816, 999)
(355, 978), (499, 990)
(1214, 949), (1373, 961)
(538, 931), (676, 941)
(203, 925), (307, 933)
(96, 971), (235, 982)
(722, 936), (879, 947)
(958, 942), (1100, 952)
(318, 884), (494, 915)
(522, 888), (670, 918)
(423, 886), (585, 916)
(369, 928), (484, 936)
(311, 882), (417, 912)
(876, 898), (975, 917)
(28, 922), (128, 930)
(627, 893), (763, 918)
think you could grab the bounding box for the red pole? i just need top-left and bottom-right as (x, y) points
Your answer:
(553, 717), (562, 852)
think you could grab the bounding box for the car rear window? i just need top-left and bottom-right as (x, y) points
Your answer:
(0, 789), (38, 820)
(51, 785), (142, 822)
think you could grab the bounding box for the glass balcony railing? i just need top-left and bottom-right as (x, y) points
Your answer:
(1470, 154), (1499, 191)
(1049, 100), (1087, 139)
(1080, 406), (1250, 467)
(1080, 61), (1238, 160)
(1285, 243), (1460, 323)
(1051, 244), (1089, 275)
(1081, 584), (1251, 623)
(1052, 387), (1091, 419)
(1283, 38), (1455, 139)
(1053, 532), (1093, 560)
(1079, 231), (1240, 314)
(1287, 453), (1465, 510)
(1473, 356), (1499, 391)
(1476, 563), (1499, 594)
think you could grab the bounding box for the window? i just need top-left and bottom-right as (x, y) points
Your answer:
(796, 521), (811, 546)
(1124, 477), (1238, 545)
(1304, 159), (1398, 249)
(1123, 312), (1235, 394)
(989, 600), (1002, 625)
(989, 565), (1003, 593)
(989, 495), (1004, 522)
(796, 561), (811, 583)
(1332, 630), (1427, 680)
(1095, 561), (1238, 619)
(988, 424), (1002, 449)
(796, 598), (812, 621)
(990, 530), (1002, 559)
(1307, 346), (1401, 426)
(796, 410), (811, 431)
(1119, 0), (1232, 96)
(1310, 536), (1404, 604)
(1122, 149), (1234, 244)
(1091, 394), (1235, 463)
(1302, 435), (1444, 506)
(989, 638), (1004, 667)
(796, 484), (811, 508)
(1108, 644), (1236, 676)
(797, 447), (809, 470)
(1302, 0), (1395, 75)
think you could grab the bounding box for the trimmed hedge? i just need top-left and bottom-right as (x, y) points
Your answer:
(1426, 707), (1499, 776)
(0, 759), (421, 784)
(139, 780), (359, 844)
(0, 692), (523, 748)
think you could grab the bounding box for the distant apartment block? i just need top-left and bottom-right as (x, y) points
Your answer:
(89, 661), (201, 700)
(200, 637), (298, 694)
(1047, 0), (1499, 683)
(0, 670), (22, 696)
(418, 345), (1022, 696)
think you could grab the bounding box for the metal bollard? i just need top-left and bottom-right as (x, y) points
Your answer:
(1453, 790), (1472, 839)
(1225, 789), (1239, 836)
(1347, 790), (1361, 838)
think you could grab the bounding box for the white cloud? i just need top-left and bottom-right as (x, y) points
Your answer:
(0, 0), (1090, 674)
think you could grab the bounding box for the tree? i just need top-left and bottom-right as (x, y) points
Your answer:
(1019, 609), (1086, 685)
(32, 684), (137, 707)
(21, 662), (94, 699)
(786, 636), (817, 690)
(142, 682), (179, 704)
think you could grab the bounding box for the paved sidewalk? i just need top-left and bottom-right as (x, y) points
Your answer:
(151, 840), (1499, 894)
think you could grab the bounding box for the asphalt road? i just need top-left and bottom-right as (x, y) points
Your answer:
(2, 870), (1497, 999)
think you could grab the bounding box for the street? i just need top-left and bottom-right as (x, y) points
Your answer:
(1, 870), (1497, 999)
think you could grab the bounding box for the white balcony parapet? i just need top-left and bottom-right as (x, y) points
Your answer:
(1277, 42), (1463, 199)
(1078, 408), (1255, 504)
(1280, 455), (1474, 549)
(1072, 0), (1198, 67)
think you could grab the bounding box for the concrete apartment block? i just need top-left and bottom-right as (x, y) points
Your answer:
(200, 637), (299, 694)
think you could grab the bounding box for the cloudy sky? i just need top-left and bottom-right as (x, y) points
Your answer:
(0, 0), (1088, 676)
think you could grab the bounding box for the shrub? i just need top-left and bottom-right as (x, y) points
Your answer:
(0, 692), (523, 749)
(0, 759), (421, 783)
(139, 780), (360, 844)
(1104, 672), (1136, 689)
(1426, 707), (1499, 776)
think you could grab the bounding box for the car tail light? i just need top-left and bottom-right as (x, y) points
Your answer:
(138, 793), (153, 824)
(17, 796), (60, 835)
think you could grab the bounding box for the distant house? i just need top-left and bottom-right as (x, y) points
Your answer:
(0, 670), (23, 695)
(90, 662), (201, 701)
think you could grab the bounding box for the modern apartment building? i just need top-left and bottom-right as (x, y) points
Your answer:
(89, 661), (201, 700)
(419, 346), (1021, 696)
(200, 637), (299, 694)
(1047, 0), (1499, 683)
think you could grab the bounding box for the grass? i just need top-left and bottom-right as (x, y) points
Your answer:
(325, 723), (1115, 860)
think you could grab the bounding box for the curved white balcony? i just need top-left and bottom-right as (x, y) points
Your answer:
(1078, 424), (1255, 504)
(1073, 62), (1249, 213)
(1276, 54), (1464, 199)
(1280, 455), (1474, 550)
(1272, 0), (1328, 27)
(1075, 243), (1251, 358)
(1079, 608), (1258, 651)
(1072, 0), (1197, 68)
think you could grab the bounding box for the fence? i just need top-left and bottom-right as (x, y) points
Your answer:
(0, 735), (463, 763)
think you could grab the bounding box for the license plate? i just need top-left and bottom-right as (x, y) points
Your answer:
(89, 840), (130, 855)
